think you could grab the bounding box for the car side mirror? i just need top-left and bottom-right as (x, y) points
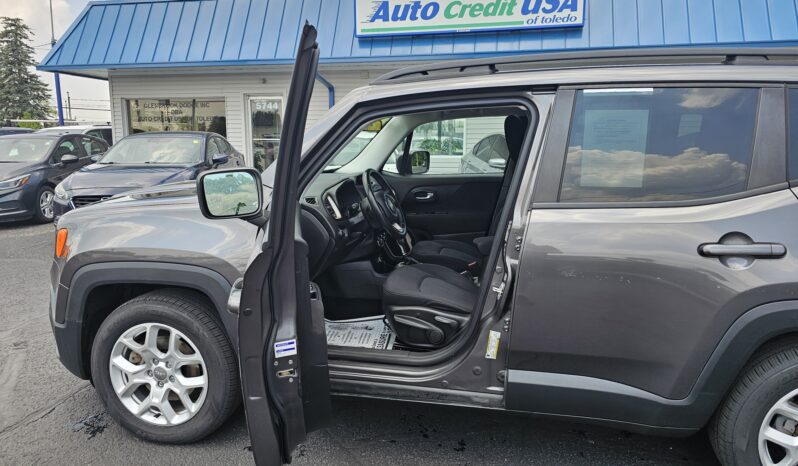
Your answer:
(61, 154), (79, 164)
(211, 153), (229, 167)
(90, 154), (103, 163)
(197, 168), (263, 220)
(410, 150), (430, 174)
(488, 158), (507, 170)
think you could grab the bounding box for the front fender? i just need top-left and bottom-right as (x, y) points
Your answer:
(52, 262), (236, 379)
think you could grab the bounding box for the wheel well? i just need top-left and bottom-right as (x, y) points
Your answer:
(80, 284), (219, 379)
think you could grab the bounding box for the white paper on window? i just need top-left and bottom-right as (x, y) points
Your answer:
(580, 109), (649, 188)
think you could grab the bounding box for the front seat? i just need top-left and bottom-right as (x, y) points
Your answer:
(382, 263), (479, 348)
(410, 114), (529, 273)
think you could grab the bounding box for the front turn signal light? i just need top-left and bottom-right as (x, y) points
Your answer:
(55, 228), (69, 258)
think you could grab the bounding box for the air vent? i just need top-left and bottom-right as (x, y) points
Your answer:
(304, 196), (317, 205)
(323, 194), (342, 220)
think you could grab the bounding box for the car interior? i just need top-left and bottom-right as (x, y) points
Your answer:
(298, 106), (532, 354)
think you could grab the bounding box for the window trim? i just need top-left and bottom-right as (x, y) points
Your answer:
(786, 86), (798, 186)
(532, 83), (787, 209)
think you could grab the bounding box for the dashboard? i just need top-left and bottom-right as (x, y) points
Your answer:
(300, 173), (374, 276)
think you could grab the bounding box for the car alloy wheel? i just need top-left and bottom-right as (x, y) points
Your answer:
(39, 190), (54, 220)
(759, 387), (798, 465)
(109, 322), (208, 426)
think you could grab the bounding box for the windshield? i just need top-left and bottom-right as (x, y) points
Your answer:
(325, 118), (391, 171)
(99, 136), (202, 164)
(0, 138), (53, 162)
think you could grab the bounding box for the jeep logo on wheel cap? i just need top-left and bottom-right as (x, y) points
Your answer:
(153, 366), (168, 381)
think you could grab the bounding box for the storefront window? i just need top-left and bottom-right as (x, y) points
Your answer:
(126, 99), (226, 136)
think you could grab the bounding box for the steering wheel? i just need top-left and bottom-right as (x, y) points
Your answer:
(361, 169), (407, 245)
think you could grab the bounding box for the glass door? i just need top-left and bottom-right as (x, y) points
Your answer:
(248, 97), (282, 170)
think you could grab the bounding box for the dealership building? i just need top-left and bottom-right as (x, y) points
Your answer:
(40, 0), (798, 169)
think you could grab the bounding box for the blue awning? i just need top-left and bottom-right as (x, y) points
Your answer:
(39, 0), (798, 78)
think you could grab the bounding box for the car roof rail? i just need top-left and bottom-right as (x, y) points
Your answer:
(371, 47), (798, 85)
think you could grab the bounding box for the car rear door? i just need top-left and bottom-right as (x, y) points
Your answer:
(506, 85), (798, 415)
(238, 24), (330, 465)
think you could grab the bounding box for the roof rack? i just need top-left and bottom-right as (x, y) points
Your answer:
(372, 47), (798, 85)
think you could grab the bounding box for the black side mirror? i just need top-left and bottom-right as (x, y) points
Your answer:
(409, 150), (430, 174)
(211, 153), (229, 167)
(61, 154), (79, 164)
(197, 168), (263, 220)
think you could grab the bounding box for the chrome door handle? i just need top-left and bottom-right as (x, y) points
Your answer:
(699, 243), (786, 258)
(414, 191), (435, 201)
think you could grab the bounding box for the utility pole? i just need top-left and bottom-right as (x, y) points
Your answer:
(50, 0), (64, 126)
(67, 92), (72, 120)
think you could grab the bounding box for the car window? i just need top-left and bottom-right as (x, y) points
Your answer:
(473, 134), (509, 163)
(53, 139), (79, 162)
(559, 87), (758, 203)
(213, 137), (231, 155)
(86, 129), (112, 145)
(206, 138), (220, 157)
(0, 138), (53, 162)
(99, 136), (202, 164)
(81, 137), (106, 156)
(409, 116), (507, 175)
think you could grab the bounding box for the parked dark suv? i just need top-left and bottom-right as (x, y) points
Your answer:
(48, 28), (798, 466)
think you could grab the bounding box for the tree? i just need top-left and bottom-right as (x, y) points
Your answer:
(0, 17), (51, 121)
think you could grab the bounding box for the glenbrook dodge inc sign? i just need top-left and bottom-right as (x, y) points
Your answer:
(355, 0), (585, 37)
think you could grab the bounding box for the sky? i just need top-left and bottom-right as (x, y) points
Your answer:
(5, 0), (110, 122)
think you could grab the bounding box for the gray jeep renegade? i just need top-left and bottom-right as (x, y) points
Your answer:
(49, 25), (798, 465)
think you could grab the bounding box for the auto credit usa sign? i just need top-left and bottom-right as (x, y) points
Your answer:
(355, 0), (585, 37)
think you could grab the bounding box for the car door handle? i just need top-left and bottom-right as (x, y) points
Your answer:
(413, 191), (435, 201)
(699, 243), (786, 258)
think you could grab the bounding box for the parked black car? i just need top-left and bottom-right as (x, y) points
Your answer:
(0, 133), (108, 223)
(0, 127), (34, 136)
(48, 30), (798, 466)
(53, 131), (243, 216)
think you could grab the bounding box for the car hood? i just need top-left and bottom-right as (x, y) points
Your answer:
(62, 163), (200, 191)
(0, 162), (36, 180)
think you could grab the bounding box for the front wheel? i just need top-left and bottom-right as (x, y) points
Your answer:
(90, 289), (240, 443)
(34, 185), (54, 223)
(710, 338), (798, 465)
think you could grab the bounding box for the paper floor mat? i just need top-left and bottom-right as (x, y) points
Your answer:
(325, 315), (396, 350)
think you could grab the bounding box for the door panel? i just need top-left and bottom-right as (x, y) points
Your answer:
(383, 173), (502, 241)
(509, 191), (798, 399)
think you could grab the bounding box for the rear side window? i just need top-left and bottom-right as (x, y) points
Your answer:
(81, 137), (106, 156)
(559, 87), (759, 202)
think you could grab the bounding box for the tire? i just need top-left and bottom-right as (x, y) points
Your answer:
(710, 337), (798, 465)
(90, 289), (240, 443)
(33, 185), (54, 223)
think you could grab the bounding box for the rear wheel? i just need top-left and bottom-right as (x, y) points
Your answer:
(710, 338), (798, 465)
(90, 289), (239, 443)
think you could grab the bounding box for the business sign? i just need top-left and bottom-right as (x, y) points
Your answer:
(355, 0), (585, 37)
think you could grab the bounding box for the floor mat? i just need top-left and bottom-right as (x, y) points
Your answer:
(325, 315), (396, 350)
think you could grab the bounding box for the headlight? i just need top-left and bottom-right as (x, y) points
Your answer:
(54, 182), (69, 200)
(0, 174), (30, 191)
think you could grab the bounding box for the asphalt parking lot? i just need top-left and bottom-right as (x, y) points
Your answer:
(0, 222), (721, 465)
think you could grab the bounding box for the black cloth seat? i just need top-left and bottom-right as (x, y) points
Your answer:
(409, 114), (528, 272)
(383, 263), (479, 348)
(410, 239), (483, 273)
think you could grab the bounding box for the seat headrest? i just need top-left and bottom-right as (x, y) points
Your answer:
(503, 114), (529, 162)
